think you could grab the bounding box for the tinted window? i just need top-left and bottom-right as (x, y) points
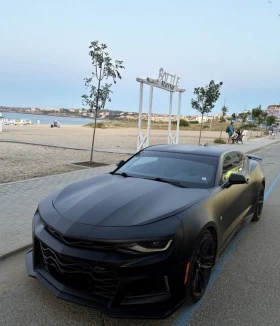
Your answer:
(222, 152), (245, 182)
(116, 150), (218, 189)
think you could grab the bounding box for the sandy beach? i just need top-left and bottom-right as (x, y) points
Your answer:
(0, 124), (259, 183)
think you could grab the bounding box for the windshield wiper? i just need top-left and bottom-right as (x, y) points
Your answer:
(153, 177), (186, 188)
(113, 172), (131, 178)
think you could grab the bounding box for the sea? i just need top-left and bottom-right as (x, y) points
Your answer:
(0, 112), (100, 126)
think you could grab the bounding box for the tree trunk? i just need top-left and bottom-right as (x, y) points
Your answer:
(89, 107), (98, 164)
(89, 77), (101, 164)
(210, 116), (213, 131)
(198, 114), (203, 145)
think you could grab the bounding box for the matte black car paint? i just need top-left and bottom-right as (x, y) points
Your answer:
(25, 145), (265, 318)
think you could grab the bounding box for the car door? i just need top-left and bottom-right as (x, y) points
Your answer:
(220, 152), (251, 243)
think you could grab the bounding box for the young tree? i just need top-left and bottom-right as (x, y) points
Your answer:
(252, 105), (265, 125)
(191, 80), (223, 145)
(231, 113), (236, 121)
(262, 111), (268, 124)
(82, 41), (125, 164)
(266, 115), (276, 126)
(239, 111), (250, 124)
(220, 104), (228, 122)
(218, 104), (228, 140)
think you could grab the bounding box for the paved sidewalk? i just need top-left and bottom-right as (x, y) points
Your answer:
(0, 137), (279, 259)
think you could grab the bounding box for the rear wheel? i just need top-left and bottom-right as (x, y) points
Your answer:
(185, 230), (216, 304)
(251, 186), (264, 222)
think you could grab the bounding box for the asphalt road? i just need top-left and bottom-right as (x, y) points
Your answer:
(1, 143), (280, 326)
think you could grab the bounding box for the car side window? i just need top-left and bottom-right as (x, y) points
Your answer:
(222, 152), (245, 182)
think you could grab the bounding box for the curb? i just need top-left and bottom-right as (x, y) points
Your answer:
(246, 140), (280, 153)
(0, 243), (32, 261)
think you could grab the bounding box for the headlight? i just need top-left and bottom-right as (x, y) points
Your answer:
(117, 239), (173, 254)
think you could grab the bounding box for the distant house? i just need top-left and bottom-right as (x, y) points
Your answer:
(267, 105), (280, 110)
(266, 105), (280, 123)
(193, 116), (208, 123)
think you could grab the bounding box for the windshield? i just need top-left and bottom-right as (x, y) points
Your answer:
(115, 150), (218, 189)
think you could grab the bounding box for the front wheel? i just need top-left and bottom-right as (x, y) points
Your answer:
(251, 186), (264, 222)
(185, 230), (216, 304)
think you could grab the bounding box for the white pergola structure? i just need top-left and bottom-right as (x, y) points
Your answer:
(136, 68), (185, 151)
(0, 115), (4, 133)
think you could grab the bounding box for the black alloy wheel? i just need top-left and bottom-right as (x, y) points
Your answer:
(252, 186), (264, 222)
(185, 230), (216, 304)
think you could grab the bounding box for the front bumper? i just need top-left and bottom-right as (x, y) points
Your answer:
(25, 214), (185, 318)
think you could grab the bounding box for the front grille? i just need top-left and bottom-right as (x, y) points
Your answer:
(45, 225), (117, 251)
(36, 239), (120, 299)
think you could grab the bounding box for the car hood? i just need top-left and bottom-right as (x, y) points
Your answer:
(52, 174), (210, 227)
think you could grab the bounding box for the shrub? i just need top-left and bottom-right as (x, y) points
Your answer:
(85, 122), (107, 128)
(179, 119), (189, 127)
(171, 119), (190, 127)
(241, 123), (257, 129)
(189, 120), (199, 124)
(203, 125), (209, 129)
(97, 122), (106, 128)
(214, 138), (226, 144)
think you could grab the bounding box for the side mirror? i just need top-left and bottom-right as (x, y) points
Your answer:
(116, 160), (125, 168)
(224, 173), (249, 188)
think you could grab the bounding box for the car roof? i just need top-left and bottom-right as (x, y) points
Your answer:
(144, 144), (231, 157)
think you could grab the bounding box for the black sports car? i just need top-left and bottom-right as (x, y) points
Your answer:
(25, 145), (265, 318)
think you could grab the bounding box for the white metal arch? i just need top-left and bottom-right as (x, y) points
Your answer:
(136, 68), (185, 151)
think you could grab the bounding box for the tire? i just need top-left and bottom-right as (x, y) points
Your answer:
(251, 186), (264, 222)
(185, 230), (216, 304)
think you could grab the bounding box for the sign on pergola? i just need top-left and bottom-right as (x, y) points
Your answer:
(136, 68), (185, 151)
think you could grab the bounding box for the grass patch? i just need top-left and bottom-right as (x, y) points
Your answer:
(72, 161), (109, 168)
(83, 119), (265, 134)
(214, 138), (226, 144)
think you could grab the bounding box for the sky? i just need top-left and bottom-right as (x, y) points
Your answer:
(1, 0), (280, 116)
